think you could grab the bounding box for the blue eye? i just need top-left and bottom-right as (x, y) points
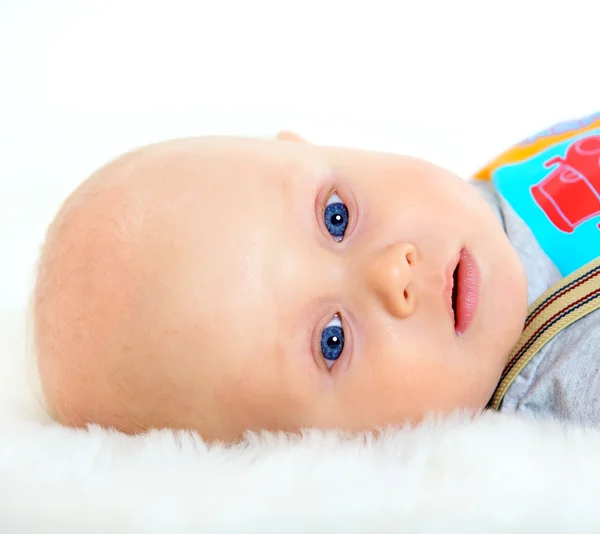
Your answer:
(320, 314), (345, 370)
(324, 193), (349, 241)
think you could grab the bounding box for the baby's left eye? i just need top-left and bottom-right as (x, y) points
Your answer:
(320, 314), (345, 370)
(324, 193), (349, 241)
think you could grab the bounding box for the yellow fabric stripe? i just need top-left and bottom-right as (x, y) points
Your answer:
(474, 118), (600, 181)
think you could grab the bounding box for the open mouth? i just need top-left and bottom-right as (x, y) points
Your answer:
(451, 262), (460, 328)
(445, 248), (480, 336)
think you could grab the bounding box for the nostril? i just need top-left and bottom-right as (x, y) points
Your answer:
(403, 289), (409, 300)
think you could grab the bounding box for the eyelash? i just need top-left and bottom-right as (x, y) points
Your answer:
(317, 189), (352, 370)
(315, 180), (360, 243)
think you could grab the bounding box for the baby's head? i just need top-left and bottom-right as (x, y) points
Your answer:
(33, 133), (528, 441)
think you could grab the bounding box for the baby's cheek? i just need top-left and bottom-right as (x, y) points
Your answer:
(373, 341), (487, 417)
(334, 347), (414, 420)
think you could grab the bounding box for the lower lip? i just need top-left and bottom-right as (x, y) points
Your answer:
(446, 249), (480, 336)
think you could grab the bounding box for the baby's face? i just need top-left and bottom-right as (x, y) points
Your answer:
(37, 133), (528, 441)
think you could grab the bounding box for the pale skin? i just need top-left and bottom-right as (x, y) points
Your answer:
(33, 132), (528, 442)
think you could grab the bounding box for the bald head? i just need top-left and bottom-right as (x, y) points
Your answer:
(34, 139), (228, 435)
(34, 143), (148, 430)
(33, 136), (312, 440)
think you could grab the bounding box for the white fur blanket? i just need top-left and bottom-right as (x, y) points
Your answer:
(2, 308), (600, 533)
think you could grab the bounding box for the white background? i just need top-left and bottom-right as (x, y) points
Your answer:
(1, 0), (599, 310)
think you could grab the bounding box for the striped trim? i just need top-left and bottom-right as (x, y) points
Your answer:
(489, 257), (600, 411)
(524, 263), (600, 330)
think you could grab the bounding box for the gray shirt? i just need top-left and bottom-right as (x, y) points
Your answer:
(471, 180), (600, 425)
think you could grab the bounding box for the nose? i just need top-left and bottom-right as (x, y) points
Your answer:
(366, 242), (416, 318)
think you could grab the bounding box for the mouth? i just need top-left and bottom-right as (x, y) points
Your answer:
(445, 249), (480, 336)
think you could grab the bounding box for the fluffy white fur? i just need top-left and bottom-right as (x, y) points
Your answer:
(2, 307), (600, 533)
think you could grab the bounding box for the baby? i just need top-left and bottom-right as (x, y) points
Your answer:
(33, 116), (600, 442)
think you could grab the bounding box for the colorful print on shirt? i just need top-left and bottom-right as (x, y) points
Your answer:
(474, 111), (600, 276)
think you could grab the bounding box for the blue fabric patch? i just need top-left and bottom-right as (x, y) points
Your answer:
(492, 129), (600, 276)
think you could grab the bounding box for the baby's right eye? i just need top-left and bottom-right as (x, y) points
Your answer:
(320, 314), (345, 370)
(324, 193), (349, 242)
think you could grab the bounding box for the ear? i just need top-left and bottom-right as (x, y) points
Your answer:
(275, 130), (307, 143)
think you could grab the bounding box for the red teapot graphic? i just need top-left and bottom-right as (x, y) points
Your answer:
(530, 135), (600, 232)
